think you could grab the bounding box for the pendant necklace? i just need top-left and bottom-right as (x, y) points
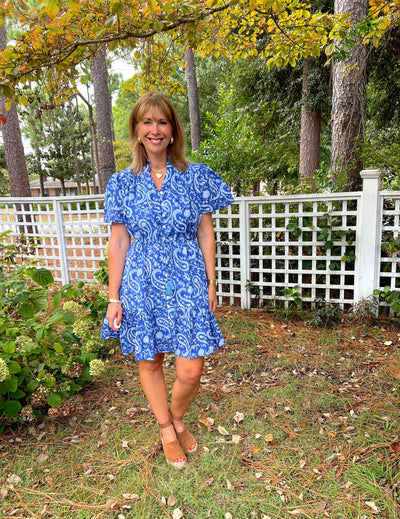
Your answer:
(150, 165), (167, 179)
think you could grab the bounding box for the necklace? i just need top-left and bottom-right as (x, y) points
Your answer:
(150, 165), (167, 179)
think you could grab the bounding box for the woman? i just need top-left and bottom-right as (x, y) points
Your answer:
(102, 91), (234, 469)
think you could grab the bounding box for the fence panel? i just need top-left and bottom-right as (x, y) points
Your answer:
(0, 196), (108, 284)
(380, 191), (400, 292)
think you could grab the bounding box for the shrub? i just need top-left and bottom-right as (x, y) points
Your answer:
(0, 231), (109, 431)
(308, 298), (342, 328)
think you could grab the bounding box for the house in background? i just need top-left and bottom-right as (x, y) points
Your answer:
(30, 177), (100, 197)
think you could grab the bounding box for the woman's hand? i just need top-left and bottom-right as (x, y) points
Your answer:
(208, 285), (217, 313)
(107, 302), (123, 330)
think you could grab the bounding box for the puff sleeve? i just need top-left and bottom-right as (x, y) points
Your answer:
(197, 165), (234, 214)
(103, 171), (127, 224)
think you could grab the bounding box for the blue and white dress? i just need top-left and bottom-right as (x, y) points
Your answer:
(101, 160), (234, 361)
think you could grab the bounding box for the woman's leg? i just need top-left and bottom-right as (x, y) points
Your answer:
(170, 356), (204, 448)
(139, 353), (185, 463)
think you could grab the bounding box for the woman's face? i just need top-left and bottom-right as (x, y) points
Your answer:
(136, 107), (173, 161)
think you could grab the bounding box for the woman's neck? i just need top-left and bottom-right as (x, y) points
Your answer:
(147, 153), (167, 171)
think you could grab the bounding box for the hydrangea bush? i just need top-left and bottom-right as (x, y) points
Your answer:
(0, 231), (110, 431)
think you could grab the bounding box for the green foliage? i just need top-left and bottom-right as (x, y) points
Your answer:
(373, 286), (400, 314)
(113, 140), (132, 173)
(0, 231), (109, 431)
(309, 298), (341, 328)
(282, 286), (302, 307)
(94, 255), (109, 287)
(0, 145), (10, 196)
(191, 89), (270, 195)
(382, 237), (400, 255)
(363, 30), (400, 187)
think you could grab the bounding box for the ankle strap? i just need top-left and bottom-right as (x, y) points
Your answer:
(169, 410), (183, 421)
(158, 419), (172, 429)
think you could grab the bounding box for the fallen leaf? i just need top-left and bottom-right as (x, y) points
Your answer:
(0, 488), (8, 499)
(226, 479), (234, 490)
(231, 434), (241, 444)
(225, 513), (233, 519)
(172, 508), (183, 519)
(313, 501), (327, 512)
(122, 493), (139, 501)
(218, 425), (229, 436)
(105, 499), (120, 510)
(287, 511), (303, 516)
(7, 475), (22, 485)
(121, 440), (130, 449)
(251, 446), (261, 453)
(386, 364), (400, 381)
(198, 414), (213, 430)
(264, 434), (274, 443)
(365, 500), (380, 513)
(233, 411), (244, 423)
(82, 463), (93, 476)
(255, 472), (263, 479)
(389, 441), (400, 458)
(167, 496), (178, 506)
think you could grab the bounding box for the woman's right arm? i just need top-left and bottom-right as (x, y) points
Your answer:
(107, 222), (131, 330)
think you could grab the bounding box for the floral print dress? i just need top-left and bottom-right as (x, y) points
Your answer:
(101, 161), (234, 361)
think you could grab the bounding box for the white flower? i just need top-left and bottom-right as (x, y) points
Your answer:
(72, 318), (90, 339)
(89, 359), (106, 377)
(63, 301), (83, 313)
(0, 358), (10, 382)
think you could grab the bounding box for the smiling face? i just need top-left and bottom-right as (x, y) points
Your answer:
(136, 107), (173, 164)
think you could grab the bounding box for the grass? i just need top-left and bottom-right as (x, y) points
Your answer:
(1, 307), (400, 519)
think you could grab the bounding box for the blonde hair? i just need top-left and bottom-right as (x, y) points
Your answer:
(129, 92), (189, 173)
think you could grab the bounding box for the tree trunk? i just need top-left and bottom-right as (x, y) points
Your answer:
(185, 48), (201, 151)
(69, 98), (82, 194)
(77, 90), (99, 194)
(331, 0), (368, 190)
(91, 49), (115, 192)
(0, 26), (31, 199)
(299, 60), (321, 186)
(39, 174), (45, 196)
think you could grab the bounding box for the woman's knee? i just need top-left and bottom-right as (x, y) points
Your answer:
(139, 354), (164, 375)
(176, 358), (204, 386)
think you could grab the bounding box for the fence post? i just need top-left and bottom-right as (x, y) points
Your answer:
(239, 199), (251, 309)
(53, 199), (70, 285)
(354, 169), (382, 303)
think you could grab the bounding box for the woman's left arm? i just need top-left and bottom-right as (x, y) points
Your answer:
(197, 212), (218, 313)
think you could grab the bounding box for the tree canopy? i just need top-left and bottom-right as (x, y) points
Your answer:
(3, 0), (395, 106)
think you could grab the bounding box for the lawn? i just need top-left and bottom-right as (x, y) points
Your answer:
(1, 307), (400, 519)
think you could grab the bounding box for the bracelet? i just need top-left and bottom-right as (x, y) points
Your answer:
(108, 299), (122, 304)
(207, 279), (217, 286)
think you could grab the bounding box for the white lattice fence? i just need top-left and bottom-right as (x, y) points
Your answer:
(0, 196), (108, 283)
(380, 192), (400, 291)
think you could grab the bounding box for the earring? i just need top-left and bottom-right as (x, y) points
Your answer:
(170, 137), (174, 144)
(138, 137), (142, 144)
